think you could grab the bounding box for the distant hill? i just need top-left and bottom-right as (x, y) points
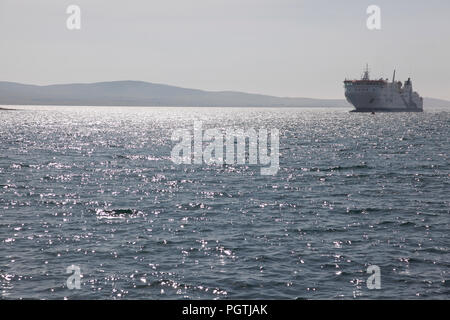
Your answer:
(0, 81), (448, 108)
(0, 81), (350, 108)
(422, 97), (450, 108)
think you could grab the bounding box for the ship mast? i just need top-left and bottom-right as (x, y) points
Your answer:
(362, 64), (370, 80)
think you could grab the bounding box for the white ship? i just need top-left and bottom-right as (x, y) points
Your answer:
(344, 65), (423, 112)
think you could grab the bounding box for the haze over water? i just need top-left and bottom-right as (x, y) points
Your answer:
(0, 106), (448, 299)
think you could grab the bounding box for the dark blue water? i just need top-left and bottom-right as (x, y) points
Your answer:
(0, 106), (449, 299)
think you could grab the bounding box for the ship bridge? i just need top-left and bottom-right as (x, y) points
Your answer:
(344, 64), (386, 86)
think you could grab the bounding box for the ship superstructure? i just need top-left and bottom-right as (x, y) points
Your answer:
(344, 65), (423, 112)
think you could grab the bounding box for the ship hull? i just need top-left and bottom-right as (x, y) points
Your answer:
(350, 108), (423, 113)
(344, 82), (423, 113)
(345, 92), (423, 112)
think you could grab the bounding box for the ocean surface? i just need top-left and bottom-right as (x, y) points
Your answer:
(0, 106), (448, 300)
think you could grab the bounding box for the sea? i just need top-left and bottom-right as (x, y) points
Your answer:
(0, 106), (448, 299)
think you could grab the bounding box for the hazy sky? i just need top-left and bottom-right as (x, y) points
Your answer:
(1, 0), (449, 99)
